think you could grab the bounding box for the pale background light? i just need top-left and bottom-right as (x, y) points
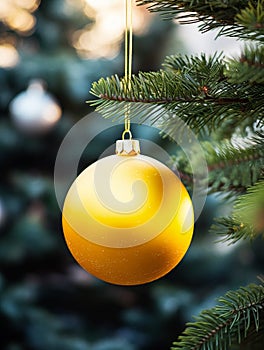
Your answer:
(0, 0), (241, 66)
(0, 0), (40, 34)
(0, 44), (20, 68)
(10, 80), (62, 134)
(0, 0), (40, 68)
(178, 23), (241, 57)
(72, 0), (152, 59)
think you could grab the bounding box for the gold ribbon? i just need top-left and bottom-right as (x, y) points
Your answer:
(123, 0), (133, 140)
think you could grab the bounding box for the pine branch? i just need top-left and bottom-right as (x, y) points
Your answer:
(211, 179), (264, 243)
(235, 0), (264, 41)
(226, 45), (264, 84)
(137, 0), (247, 23)
(89, 54), (263, 134)
(233, 179), (264, 232)
(169, 134), (264, 198)
(137, 0), (264, 41)
(211, 217), (259, 244)
(172, 282), (264, 350)
(206, 135), (264, 195)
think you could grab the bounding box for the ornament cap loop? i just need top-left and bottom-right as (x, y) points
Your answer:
(115, 139), (140, 156)
(122, 129), (132, 140)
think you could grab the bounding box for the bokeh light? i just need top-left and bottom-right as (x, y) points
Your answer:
(72, 0), (152, 59)
(0, 0), (40, 35)
(0, 43), (20, 68)
(0, 0), (40, 68)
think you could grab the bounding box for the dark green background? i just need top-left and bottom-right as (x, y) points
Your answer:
(0, 1), (263, 349)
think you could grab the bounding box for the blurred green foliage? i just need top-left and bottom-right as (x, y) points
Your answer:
(0, 1), (263, 349)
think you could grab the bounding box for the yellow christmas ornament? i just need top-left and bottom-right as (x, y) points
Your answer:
(62, 138), (194, 285)
(62, 0), (194, 286)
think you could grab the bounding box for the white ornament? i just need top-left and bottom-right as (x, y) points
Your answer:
(10, 80), (62, 134)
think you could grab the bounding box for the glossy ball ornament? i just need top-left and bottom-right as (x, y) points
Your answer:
(10, 79), (62, 134)
(62, 139), (194, 285)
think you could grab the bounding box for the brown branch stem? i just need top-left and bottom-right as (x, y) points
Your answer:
(99, 94), (249, 105)
(208, 153), (263, 172)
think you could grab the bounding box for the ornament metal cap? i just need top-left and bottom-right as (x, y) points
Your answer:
(115, 139), (140, 156)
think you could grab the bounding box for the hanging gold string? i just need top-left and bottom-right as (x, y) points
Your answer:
(122, 0), (133, 140)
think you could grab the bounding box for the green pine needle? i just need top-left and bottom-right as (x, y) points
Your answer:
(211, 179), (264, 244)
(136, 0), (264, 41)
(233, 179), (264, 232)
(165, 133), (264, 196)
(88, 53), (263, 134)
(206, 135), (264, 195)
(226, 45), (264, 84)
(172, 282), (264, 350)
(211, 217), (258, 244)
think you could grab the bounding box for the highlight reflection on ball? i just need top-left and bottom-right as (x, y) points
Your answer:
(62, 142), (194, 286)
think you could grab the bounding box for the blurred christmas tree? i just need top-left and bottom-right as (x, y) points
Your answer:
(0, 1), (263, 350)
